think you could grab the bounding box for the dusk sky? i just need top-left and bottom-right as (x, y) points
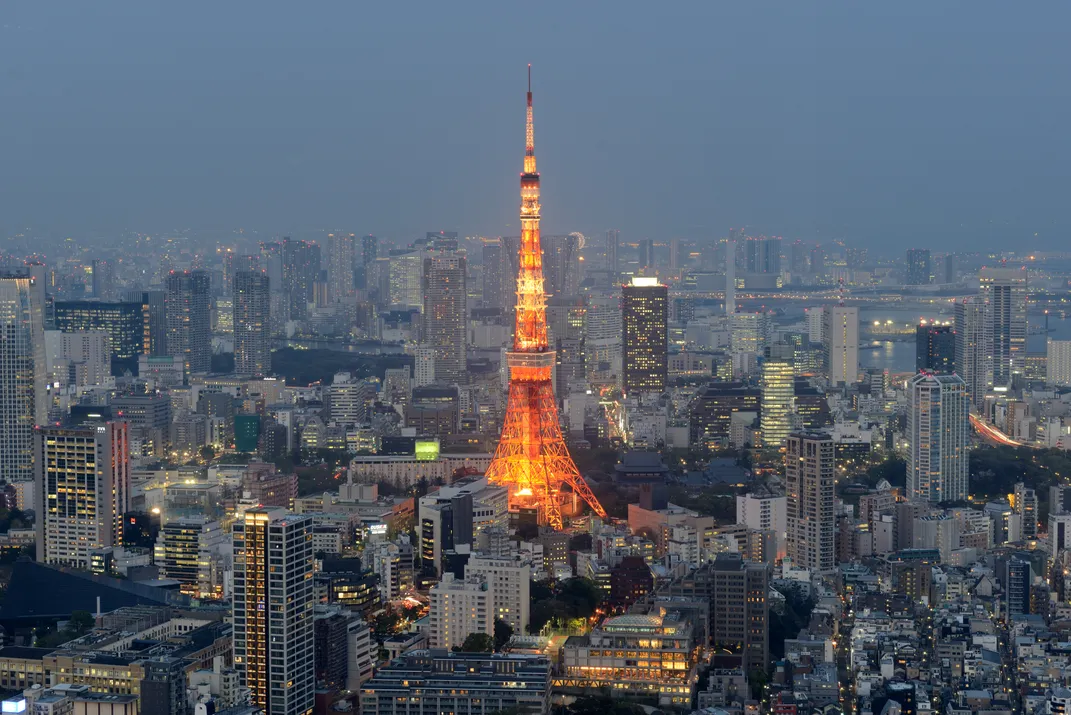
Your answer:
(1, 2), (1068, 251)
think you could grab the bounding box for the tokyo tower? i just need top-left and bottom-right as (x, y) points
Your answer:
(484, 66), (607, 529)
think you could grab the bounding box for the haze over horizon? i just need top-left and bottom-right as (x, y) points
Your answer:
(1, 1), (1069, 252)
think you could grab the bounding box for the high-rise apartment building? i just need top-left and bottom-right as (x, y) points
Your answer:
(361, 235), (379, 267)
(906, 373), (969, 503)
(465, 553), (531, 634)
(35, 422), (130, 569)
(481, 239), (504, 311)
(622, 276), (668, 395)
(916, 323), (955, 374)
(388, 251), (423, 309)
(905, 248), (932, 285)
(954, 297), (990, 406)
(710, 553), (770, 673)
(233, 509), (314, 715)
(542, 234), (581, 298)
(979, 266), (1028, 388)
(0, 273), (46, 481)
(585, 292), (622, 381)
(760, 343), (795, 446)
(637, 238), (654, 270)
(422, 252), (467, 384)
(785, 432), (836, 573)
(1048, 339), (1071, 387)
(166, 270), (211, 376)
(746, 236), (782, 275)
(121, 290), (168, 356)
(282, 238), (321, 321)
(605, 229), (620, 276)
(427, 572), (493, 650)
(233, 270), (271, 376)
(326, 232), (356, 302)
(1014, 482), (1038, 540)
(822, 305), (859, 386)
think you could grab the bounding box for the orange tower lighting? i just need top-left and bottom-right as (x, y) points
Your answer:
(484, 66), (607, 530)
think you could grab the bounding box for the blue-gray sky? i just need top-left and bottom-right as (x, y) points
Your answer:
(1, 2), (1068, 251)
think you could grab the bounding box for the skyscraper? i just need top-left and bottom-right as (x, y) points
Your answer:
(0, 273), (46, 481)
(906, 372), (969, 503)
(905, 248), (932, 285)
(121, 290), (168, 356)
(35, 421), (130, 569)
(760, 343), (795, 446)
(1047, 339), (1071, 387)
(637, 238), (654, 270)
(166, 270), (211, 376)
(481, 239), (504, 310)
(605, 229), (620, 276)
(916, 322), (955, 374)
(542, 234), (581, 298)
(746, 236), (782, 275)
(388, 250), (423, 309)
(980, 266), (1028, 388)
(422, 252), (467, 384)
(1014, 482), (1038, 540)
(730, 312), (770, 355)
(326, 232), (357, 302)
(785, 432), (835, 573)
(282, 237), (321, 321)
(955, 297), (990, 406)
(823, 305), (859, 386)
(622, 276), (668, 395)
(233, 509), (314, 715)
(585, 292), (622, 381)
(710, 553), (770, 673)
(234, 270), (271, 376)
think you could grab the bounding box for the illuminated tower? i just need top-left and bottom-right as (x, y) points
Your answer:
(484, 67), (607, 529)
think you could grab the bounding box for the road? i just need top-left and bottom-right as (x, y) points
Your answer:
(970, 414), (1029, 448)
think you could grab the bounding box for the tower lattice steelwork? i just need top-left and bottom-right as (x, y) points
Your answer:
(484, 67), (607, 529)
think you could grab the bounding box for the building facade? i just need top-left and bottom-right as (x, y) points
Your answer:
(422, 252), (467, 385)
(823, 305), (859, 386)
(166, 270), (212, 376)
(622, 277), (668, 395)
(233, 270), (271, 376)
(906, 373), (969, 504)
(785, 432), (836, 573)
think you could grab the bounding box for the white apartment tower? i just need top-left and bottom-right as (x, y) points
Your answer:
(1047, 339), (1071, 388)
(35, 422), (130, 569)
(0, 273), (46, 481)
(465, 553), (532, 634)
(428, 572), (494, 650)
(979, 266), (1028, 388)
(823, 305), (859, 386)
(906, 373), (969, 504)
(422, 252), (468, 384)
(233, 509), (314, 715)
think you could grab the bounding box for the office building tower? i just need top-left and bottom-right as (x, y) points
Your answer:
(845, 247), (867, 270)
(542, 233), (582, 298)
(730, 311), (770, 355)
(282, 237), (321, 321)
(790, 240), (808, 274)
(326, 232), (357, 302)
(55, 299), (143, 374)
(823, 305), (859, 386)
(1048, 339), (1071, 387)
(725, 238), (736, 315)
(622, 276), (668, 395)
(233, 509), (314, 715)
(785, 432), (836, 573)
(943, 254), (958, 284)
(481, 239), (504, 310)
(233, 271), (271, 376)
(140, 657), (187, 715)
(388, 251), (423, 309)
(711, 553), (770, 673)
(979, 266), (1028, 388)
(44, 330), (110, 388)
(35, 422), (130, 569)
(1007, 557), (1031, 619)
(166, 270), (211, 376)
(586, 292), (621, 381)
(760, 343), (795, 447)
(746, 236), (782, 275)
(954, 297), (990, 406)
(905, 249), (932, 285)
(637, 238), (654, 270)
(422, 252), (467, 384)
(91, 259), (115, 300)
(1014, 482), (1038, 540)
(428, 573), (493, 650)
(669, 238), (681, 271)
(0, 274), (46, 481)
(605, 229), (620, 276)
(122, 290), (168, 356)
(154, 516), (225, 597)
(906, 373), (969, 503)
(916, 322), (955, 374)
(689, 382), (762, 446)
(466, 553), (531, 634)
(810, 245), (826, 275)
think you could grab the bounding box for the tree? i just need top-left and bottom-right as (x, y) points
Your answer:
(69, 610), (95, 632)
(567, 696), (645, 715)
(494, 619), (514, 651)
(199, 445), (216, 461)
(459, 632), (494, 652)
